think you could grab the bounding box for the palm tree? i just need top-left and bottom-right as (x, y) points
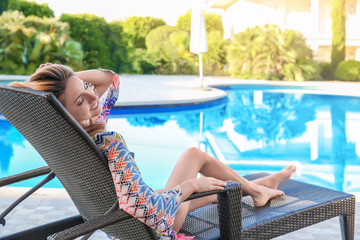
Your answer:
(227, 25), (320, 81)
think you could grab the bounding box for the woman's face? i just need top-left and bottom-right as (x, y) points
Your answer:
(60, 75), (102, 127)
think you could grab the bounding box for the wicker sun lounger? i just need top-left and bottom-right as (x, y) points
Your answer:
(0, 84), (356, 240)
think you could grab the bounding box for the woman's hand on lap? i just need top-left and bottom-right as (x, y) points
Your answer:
(191, 177), (226, 193)
(180, 177), (226, 200)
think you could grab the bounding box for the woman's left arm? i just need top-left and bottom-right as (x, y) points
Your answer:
(75, 70), (115, 98)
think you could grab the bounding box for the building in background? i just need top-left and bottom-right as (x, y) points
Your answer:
(208, 0), (360, 62)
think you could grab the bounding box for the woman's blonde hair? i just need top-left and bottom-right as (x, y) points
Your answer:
(10, 64), (105, 135)
(10, 64), (73, 99)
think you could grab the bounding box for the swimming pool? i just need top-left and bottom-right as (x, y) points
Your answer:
(1, 85), (360, 192)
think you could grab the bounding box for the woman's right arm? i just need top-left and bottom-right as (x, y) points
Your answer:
(179, 177), (226, 201)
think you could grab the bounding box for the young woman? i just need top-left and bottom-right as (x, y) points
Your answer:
(11, 64), (296, 240)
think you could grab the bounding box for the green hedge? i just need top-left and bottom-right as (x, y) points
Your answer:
(0, 0), (9, 14)
(8, 0), (54, 17)
(335, 60), (360, 81)
(122, 16), (166, 73)
(123, 16), (166, 49)
(146, 25), (195, 74)
(319, 62), (333, 80)
(0, 11), (82, 75)
(107, 21), (131, 73)
(60, 13), (113, 70)
(176, 11), (224, 35)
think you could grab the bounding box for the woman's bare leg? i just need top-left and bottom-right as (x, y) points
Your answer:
(165, 147), (295, 232)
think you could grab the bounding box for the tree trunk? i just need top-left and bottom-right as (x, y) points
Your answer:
(331, 0), (346, 77)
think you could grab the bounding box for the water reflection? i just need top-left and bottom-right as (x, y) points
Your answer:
(227, 91), (316, 145)
(127, 116), (170, 127)
(219, 90), (360, 192)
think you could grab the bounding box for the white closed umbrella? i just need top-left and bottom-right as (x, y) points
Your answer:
(190, 0), (208, 89)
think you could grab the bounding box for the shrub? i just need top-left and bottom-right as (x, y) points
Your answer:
(107, 21), (131, 73)
(60, 13), (112, 70)
(8, 0), (54, 18)
(176, 11), (224, 35)
(0, 11), (82, 75)
(123, 16), (166, 49)
(121, 16), (166, 73)
(319, 62), (334, 80)
(202, 31), (227, 75)
(335, 60), (360, 81)
(145, 25), (195, 75)
(0, 0), (9, 14)
(227, 24), (321, 81)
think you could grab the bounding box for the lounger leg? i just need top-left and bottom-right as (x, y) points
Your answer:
(339, 214), (355, 240)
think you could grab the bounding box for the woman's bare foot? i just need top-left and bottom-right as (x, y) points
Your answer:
(252, 165), (296, 190)
(247, 183), (285, 207)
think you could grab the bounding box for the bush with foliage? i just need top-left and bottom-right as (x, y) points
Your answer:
(202, 30), (227, 75)
(0, 0), (9, 14)
(8, 0), (54, 18)
(107, 21), (131, 73)
(227, 24), (321, 81)
(334, 60), (360, 81)
(176, 11), (224, 35)
(0, 11), (82, 75)
(319, 62), (333, 80)
(121, 16), (166, 73)
(145, 25), (195, 74)
(123, 16), (166, 49)
(60, 13), (114, 70)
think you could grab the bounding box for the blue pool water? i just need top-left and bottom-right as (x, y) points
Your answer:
(1, 85), (360, 192)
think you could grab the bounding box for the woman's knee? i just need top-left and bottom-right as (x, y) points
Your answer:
(183, 147), (208, 164)
(184, 147), (202, 157)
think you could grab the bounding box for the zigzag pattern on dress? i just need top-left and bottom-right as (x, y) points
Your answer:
(92, 131), (182, 239)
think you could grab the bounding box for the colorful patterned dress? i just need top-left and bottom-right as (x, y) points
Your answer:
(91, 71), (183, 239)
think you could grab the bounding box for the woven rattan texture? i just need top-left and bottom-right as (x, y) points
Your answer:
(0, 85), (157, 239)
(180, 182), (243, 240)
(181, 173), (355, 240)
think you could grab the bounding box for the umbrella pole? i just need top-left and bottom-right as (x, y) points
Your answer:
(199, 53), (204, 88)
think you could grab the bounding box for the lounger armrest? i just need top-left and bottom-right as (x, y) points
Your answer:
(184, 188), (230, 201)
(217, 181), (243, 239)
(0, 166), (51, 187)
(47, 210), (132, 240)
(184, 180), (242, 202)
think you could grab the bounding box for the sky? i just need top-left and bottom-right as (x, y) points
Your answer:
(34, 0), (222, 25)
